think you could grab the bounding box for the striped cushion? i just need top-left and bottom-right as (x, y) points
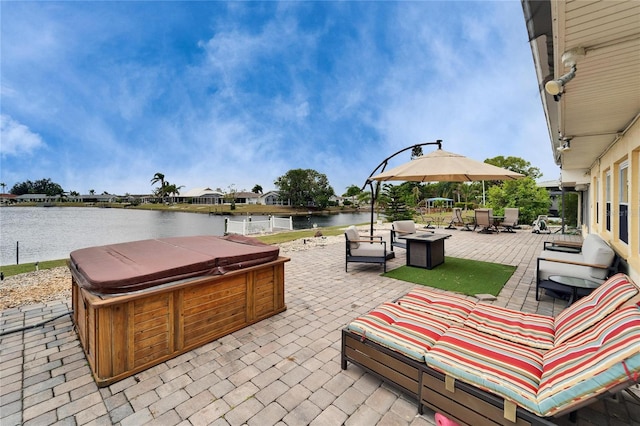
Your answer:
(538, 306), (640, 416)
(396, 287), (476, 323)
(554, 274), (638, 345)
(464, 304), (555, 350)
(426, 326), (544, 414)
(346, 302), (450, 362)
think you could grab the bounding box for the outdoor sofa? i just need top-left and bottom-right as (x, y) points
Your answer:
(536, 233), (617, 300)
(342, 273), (640, 425)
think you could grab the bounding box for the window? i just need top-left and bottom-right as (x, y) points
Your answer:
(606, 171), (611, 232)
(619, 161), (629, 244)
(595, 177), (600, 224)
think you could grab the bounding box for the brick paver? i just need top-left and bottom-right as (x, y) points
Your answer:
(2, 226), (639, 425)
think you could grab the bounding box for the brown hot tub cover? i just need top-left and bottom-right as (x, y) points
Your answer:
(69, 235), (280, 294)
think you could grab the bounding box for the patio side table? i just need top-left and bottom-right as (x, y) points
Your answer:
(541, 275), (602, 305)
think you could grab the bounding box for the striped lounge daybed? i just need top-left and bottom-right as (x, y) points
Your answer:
(341, 273), (640, 425)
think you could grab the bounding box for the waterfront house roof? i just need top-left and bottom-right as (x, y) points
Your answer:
(537, 179), (560, 189)
(182, 187), (224, 198)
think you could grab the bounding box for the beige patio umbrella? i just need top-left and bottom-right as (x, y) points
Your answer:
(370, 148), (524, 182)
(364, 146), (524, 235)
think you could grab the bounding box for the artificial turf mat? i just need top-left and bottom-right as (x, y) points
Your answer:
(383, 256), (516, 296)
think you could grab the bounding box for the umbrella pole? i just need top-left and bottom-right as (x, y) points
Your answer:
(482, 181), (486, 205)
(561, 186), (566, 234)
(369, 181), (376, 236)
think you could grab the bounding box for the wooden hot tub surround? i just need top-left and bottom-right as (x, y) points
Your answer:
(69, 235), (289, 387)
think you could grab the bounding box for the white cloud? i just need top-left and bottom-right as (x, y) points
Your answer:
(296, 102), (310, 119)
(0, 115), (45, 156)
(353, 2), (559, 183)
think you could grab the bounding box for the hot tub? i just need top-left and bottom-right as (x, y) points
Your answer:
(69, 235), (289, 386)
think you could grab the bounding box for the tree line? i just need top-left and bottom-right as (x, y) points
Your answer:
(5, 155), (554, 223)
(5, 178), (65, 196)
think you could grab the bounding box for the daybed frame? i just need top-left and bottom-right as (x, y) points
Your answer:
(342, 330), (557, 426)
(341, 275), (640, 425)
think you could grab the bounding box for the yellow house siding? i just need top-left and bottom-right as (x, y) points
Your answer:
(590, 119), (640, 282)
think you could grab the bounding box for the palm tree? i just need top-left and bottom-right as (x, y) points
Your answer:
(151, 173), (166, 202)
(459, 182), (479, 209)
(0, 182), (6, 194)
(150, 172), (165, 187)
(163, 183), (184, 204)
(357, 190), (371, 206)
(453, 183), (463, 203)
(411, 185), (422, 205)
(411, 146), (423, 159)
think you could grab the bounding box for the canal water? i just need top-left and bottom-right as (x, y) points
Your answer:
(0, 207), (371, 264)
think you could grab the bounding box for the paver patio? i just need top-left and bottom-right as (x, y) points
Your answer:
(1, 225), (639, 425)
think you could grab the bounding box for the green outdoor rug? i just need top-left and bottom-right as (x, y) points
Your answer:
(383, 257), (516, 297)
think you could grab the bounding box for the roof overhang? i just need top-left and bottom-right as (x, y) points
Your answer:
(522, 0), (640, 181)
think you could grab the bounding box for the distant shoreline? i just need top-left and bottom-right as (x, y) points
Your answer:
(2, 202), (363, 216)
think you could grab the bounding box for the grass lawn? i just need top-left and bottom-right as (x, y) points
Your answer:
(1, 259), (69, 278)
(383, 257), (516, 296)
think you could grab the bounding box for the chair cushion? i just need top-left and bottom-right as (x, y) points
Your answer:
(464, 304), (555, 350)
(393, 220), (416, 235)
(426, 326), (544, 415)
(474, 209), (491, 227)
(350, 244), (385, 258)
(554, 273), (638, 345)
(538, 250), (582, 262)
(539, 305), (640, 417)
(537, 258), (608, 282)
(346, 302), (450, 362)
(503, 208), (519, 225)
(345, 226), (360, 249)
(396, 287), (476, 324)
(581, 234), (615, 276)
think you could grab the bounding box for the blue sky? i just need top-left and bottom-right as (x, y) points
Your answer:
(1, 1), (558, 196)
